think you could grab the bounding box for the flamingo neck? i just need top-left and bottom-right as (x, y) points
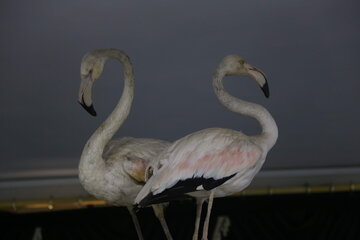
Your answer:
(79, 50), (135, 173)
(212, 70), (278, 151)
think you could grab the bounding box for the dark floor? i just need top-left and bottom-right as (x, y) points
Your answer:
(1, 192), (359, 240)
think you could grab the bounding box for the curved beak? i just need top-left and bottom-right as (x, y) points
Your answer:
(245, 63), (270, 98)
(78, 75), (97, 116)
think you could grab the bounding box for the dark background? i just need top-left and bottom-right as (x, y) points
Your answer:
(2, 193), (359, 240)
(1, 0), (359, 174)
(1, 2), (359, 239)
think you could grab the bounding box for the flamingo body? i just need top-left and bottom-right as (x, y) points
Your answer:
(136, 128), (265, 206)
(80, 137), (170, 206)
(134, 54), (278, 240)
(78, 49), (173, 240)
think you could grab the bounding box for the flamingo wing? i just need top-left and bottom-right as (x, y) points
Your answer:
(135, 128), (263, 207)
(103, 137), (171, 183)
(123, 156), (148, 183)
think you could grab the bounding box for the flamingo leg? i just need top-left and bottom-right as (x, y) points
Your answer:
(193, 198), (205, 240)
(152, 204), (173, 240)
(127, 206), (144, 240)
(202, 190), (215, 240)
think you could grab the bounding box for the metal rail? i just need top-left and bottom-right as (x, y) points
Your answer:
(1, 183), (358, 213)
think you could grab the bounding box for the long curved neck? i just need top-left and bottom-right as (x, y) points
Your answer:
(213, 70), (278, 151)
(80, 50), (135, 171)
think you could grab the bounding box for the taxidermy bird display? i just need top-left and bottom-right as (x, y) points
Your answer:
(135, 55), (278, 240)
(78, 48), (173, 240)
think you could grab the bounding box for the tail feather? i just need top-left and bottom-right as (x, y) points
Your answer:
(135, 174), (236, 207)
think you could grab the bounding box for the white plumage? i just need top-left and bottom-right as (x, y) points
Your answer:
(135, 54), (278, 240)
(78, 49), (173, 240)
(143, 128), (262, 197)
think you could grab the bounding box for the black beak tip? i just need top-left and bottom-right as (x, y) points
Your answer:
(261, 81), (270, 98)
(78, 101), (97, 116)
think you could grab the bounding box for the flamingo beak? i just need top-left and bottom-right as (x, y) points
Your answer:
(78, 75), (97, 116)
(245, 64), (270, 98)
(260, 80), (269, 98)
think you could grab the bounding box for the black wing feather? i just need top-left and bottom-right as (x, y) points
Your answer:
(138, 173), (236, 207)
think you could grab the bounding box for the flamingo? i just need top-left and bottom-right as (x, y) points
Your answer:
(78, 49), (173, 240)
(135, 54), (278, 240)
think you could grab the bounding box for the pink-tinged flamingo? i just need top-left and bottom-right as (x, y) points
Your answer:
(78, 49), (173, 240)
(135, 55), (278, 240)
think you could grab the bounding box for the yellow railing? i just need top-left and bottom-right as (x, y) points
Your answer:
(1, 183), (358, 213)
(0, 197), (107, 213)
(234, 183), (359, 196)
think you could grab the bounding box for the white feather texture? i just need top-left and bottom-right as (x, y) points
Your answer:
(135, 54), (278, 204)
(78, 49), (173, 240)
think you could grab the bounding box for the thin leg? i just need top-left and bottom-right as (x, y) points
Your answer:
(202, 190), (215, 240)
(193, 198), (205, 240)
(127, 206), (144, 240)
(152, 204), (173, 240)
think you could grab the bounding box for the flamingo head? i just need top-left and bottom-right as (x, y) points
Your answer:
(78, 50), (107, 116)
(220, 55), (269, 98)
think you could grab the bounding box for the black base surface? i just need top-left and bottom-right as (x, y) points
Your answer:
(1, 192), (359, 240)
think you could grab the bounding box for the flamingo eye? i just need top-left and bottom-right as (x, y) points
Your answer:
(239, 59), (245, 65)
(146, 166), (153, 180)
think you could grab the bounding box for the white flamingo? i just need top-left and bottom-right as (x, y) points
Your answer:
(135, 55), (278, 240)
(78, 49), (173, 240)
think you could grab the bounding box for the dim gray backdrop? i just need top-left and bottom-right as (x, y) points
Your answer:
(0, 0), (359, 177)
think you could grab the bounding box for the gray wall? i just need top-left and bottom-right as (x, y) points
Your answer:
(1, 0), (359, 176)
